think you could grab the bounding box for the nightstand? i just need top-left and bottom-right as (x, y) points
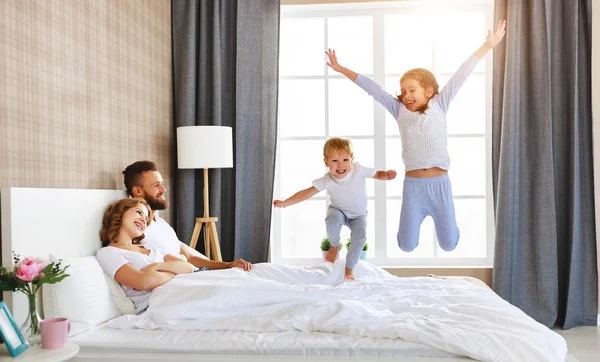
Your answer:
(0, 342), (79, 361)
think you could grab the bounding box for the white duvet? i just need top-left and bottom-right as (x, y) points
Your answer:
(107, 261), (567, 362)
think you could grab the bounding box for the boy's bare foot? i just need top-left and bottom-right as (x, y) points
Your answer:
(344, 267), (355, 280)
(325, 248), (338, 263)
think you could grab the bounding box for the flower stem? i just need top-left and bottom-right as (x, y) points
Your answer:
(27, 292), (40, 336)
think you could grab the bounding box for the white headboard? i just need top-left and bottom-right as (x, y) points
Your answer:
(1, 187), (127, 324)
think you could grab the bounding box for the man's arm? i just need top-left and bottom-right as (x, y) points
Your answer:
(160, 254), (196, 274)
(179, 245), (252, 271)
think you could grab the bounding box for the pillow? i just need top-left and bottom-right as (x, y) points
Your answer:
(103, 274), (136, 315)
(42, 256), (119, 331)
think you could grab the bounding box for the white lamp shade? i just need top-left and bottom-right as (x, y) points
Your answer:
(177, 126), (233, 169)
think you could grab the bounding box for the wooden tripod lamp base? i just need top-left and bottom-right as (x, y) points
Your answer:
(187, 167), (223, 262)
(189, 216), (222, 261)
(176, 125), (232, 263)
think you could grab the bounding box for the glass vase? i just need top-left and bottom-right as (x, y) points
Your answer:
(19, 292), (41, 346)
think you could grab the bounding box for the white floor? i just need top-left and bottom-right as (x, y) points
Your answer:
(557, 326), (600, 362)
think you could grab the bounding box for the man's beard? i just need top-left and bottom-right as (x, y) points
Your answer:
(146, 194), (168, 210)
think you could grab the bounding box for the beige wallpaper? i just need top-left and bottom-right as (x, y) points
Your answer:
(0, 0), (173, 225)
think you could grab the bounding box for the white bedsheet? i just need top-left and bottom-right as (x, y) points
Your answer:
(107, 261), (567, 362)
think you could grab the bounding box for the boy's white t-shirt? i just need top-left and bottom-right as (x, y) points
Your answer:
(312, 162), (376, 219)
(95, 246), (166, 313)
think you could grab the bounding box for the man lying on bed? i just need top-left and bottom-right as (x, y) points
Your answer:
(121, 160), (252, 272)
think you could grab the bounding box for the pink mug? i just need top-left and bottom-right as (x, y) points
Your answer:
(40, 317), (71, 349)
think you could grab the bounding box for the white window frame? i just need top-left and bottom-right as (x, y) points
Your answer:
(271, 0), (495, 267)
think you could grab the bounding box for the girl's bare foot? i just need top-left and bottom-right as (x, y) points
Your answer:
(344, 267), (355, 280)
(325, 248), (338, 263)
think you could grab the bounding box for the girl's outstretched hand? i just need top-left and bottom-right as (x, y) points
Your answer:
(485, 20), (506, 48)
(325, 48), (343, 72)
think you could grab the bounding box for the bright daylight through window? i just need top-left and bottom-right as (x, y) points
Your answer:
(271, 0), (495, 267)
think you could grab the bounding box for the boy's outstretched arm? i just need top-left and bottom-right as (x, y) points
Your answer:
(325, 49), (358, 81)
(373, 170), (397, 181)
(474, 20), (506, 58)
(273, 186), (320, 208)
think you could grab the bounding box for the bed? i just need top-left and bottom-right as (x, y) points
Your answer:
(1, 187), (571, 362)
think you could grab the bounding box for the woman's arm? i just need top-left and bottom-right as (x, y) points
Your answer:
(113, 263), (175, 291)
(273, 186), (320, 208)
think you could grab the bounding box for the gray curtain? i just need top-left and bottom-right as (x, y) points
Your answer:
(492, 0), (597, 328)
(171, 0), (279, 262)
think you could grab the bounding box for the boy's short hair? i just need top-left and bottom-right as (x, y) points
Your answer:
(323, 137), (353, 158)
(122, 161), (157, 196)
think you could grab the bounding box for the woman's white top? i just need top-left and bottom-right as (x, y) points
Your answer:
(96, 245), (166, 313)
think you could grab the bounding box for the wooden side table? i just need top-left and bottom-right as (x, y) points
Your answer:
(0, 342), (79, 362)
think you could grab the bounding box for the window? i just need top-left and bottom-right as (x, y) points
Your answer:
(272, 1), (495, 267)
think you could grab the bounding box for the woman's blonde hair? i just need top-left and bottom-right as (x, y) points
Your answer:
(99, 198), (153, 248)
(397, 68), (439, 113)
(323, 137), (353, 158)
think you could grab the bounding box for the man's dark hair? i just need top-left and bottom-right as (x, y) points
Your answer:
(123, 161), (157, 197)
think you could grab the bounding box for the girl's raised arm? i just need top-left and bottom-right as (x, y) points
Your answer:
(327, 48), (402, 119)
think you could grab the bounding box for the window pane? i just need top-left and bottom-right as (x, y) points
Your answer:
(439, 75), (486, 135)
(385, 14), (433, 73)
(447, 137), (486, 196)
(432, 13), (485, 74)
(280, 18), (325, 76)
(340, 200), (375, 258)
(328, 16), (373, 74)
(386, 200), (435, 258)
(384, 77), (401, 135)
(437, 198), (487, 258)
(348, 138), (375, 196)
(281, 200), (327, 258)
(277, 3), (492, 267)
(279, 79), (325, 137)
(329, 79), (373, 136)
(279, 140), (326, 197)
(385, 138), (404, 196)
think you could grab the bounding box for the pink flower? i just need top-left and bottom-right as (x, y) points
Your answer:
(15, 257), (47, 282)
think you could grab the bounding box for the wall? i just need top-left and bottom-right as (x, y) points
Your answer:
(384, 267), (492, 286)
(593, 0), (600, 318)
(0, 0), (173, 227)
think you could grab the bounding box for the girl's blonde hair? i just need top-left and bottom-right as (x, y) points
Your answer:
(397, 68), (439, 113)
(323, 137), (353, 158)
(99, 198), (153, 247)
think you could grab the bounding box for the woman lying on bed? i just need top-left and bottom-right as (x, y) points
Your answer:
(96, 197), (250, 313)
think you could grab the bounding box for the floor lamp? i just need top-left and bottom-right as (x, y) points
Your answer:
(177, 126), (233, 261)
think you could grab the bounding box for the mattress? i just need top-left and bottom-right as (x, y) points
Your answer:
(71, 324), (460, 358)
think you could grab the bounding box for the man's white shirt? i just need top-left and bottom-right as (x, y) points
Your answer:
(141, 211), (186, 259)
